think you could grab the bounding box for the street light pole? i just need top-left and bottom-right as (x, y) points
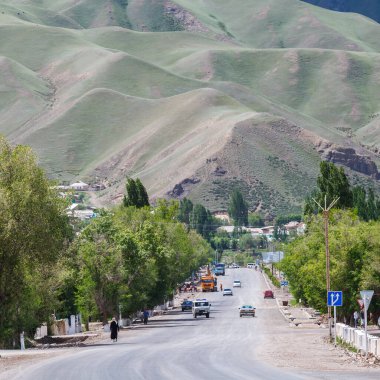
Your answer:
(313, 195), (339, 341)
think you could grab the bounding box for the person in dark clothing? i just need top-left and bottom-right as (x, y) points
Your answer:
(110, 317), (119, 342)
(143, 310), (149, 325)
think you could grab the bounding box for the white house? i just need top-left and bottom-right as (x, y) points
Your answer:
(70, 181), (89, 191)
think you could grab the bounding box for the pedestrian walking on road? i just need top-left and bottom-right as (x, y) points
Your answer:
(220, 283), (223, 292)
(143, 310), (149, 325)
(110, 317), (119, 342)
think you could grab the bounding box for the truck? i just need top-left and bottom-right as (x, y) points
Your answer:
(214, 263), (225, 276)
(201, 266), (217, 292)
(192, 298), (211, 318)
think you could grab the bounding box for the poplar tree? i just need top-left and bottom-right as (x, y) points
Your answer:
(228, 189), (248, 226)
(304, 161), (353, 215)
(123, 178), (149, 208)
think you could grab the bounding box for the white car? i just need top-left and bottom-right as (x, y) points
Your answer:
(192, 298), (211, 318)
(233, 280), (241, 288)
(223, 288), (233, 296)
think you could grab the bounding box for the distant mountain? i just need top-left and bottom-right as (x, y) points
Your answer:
(302, 0), (380, 23)
(0, 0), (379, 216)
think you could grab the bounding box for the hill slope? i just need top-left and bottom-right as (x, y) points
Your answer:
(0, 0), (379, 216)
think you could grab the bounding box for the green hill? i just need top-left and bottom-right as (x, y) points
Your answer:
(0, 0), (379, 216)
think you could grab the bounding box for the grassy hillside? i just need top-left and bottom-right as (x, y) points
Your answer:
(0, 0), (379, 215)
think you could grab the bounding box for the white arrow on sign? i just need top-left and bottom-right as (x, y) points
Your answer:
(360, 290), (374, 311)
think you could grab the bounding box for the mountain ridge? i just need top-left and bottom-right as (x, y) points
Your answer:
(0, 0), (379, 216)
(302, 0), (380, 24)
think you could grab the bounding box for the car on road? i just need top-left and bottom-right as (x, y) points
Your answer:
(223, 288), (233, 296)
(192, 298), (211, 318)
(181, 299), (193, 311)
(239, 305), (256, 317)
(264, 290), (275, 299)
(231, 264), (240, 268)
(233, 280), (241, 288)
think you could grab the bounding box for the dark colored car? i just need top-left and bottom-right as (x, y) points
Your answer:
(264, 290), (274, 299)
(181, 300), (193, 311)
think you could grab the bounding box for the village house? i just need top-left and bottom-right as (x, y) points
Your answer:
(69, 181), (89, 191)
(284, 221), (306, 235)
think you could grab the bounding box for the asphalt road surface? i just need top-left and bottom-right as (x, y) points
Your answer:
(12, 268), (380, 380)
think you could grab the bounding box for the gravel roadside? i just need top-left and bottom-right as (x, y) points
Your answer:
(258, 270), (380, 373)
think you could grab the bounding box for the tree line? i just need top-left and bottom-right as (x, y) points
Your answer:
(280, 161), (380, 324)
(0, 138), (212, 348)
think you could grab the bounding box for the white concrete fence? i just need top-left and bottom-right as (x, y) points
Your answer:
(34, 314), (82, 338)
(336, 323), (380, 357)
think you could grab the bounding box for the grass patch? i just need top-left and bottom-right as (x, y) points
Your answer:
(336, 337), (359, 353)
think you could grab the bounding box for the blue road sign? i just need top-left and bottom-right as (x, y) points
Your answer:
(327, 291), (343, 307)
(281, 281), (289, 286)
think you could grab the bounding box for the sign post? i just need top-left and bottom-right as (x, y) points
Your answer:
(334, 306), (337, 346)
(327, 291), (343, 345)
(360, 290), (374, 358)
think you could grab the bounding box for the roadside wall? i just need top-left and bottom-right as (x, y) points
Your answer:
(336, 323), (380, 358)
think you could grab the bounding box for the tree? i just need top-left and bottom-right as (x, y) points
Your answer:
(352, 186), (367, 220)
(351, 186), (380, 221)
(135, 178), (150, 208)
(70, 203), (213, 324)
(123, 178), (149, 208)
(248, 212), (264, 227)
(238, 234), (255, 251)
(228, 189), (248, 226)
(178, 198), (193, 224)
(0, 137), (71, 348)
(280, 210), (380, 322)
(210, 231), (230, 252)
(304, 162), (353, 215)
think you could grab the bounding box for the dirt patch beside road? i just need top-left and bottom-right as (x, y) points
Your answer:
(0, 350), (72, 380)
(0, 332), (107, 379)
(257, 324), (372, 371)
(259, 271), (380, 373)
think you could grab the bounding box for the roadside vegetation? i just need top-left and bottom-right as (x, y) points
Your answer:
(0, 138), (213, 349)
(0, 137), (72, 349)
(1, 133), (379, 349)
(280, 162), (380, 324)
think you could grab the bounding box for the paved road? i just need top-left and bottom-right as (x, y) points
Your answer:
(11, 268), (379, 380)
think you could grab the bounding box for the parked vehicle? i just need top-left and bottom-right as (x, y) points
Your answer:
(247, 263), (255, 268)
(233, 280), (241, 288)
(264, 290), (275, 299)
(181, 300), (193, 312)
(239, 305), (256, 317)
(223, 288), (233, 296)
(192, 298), (211, 318)
(201, 266), (217, 292)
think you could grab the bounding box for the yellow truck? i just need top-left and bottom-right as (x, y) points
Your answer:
(201, 267), (217, 292)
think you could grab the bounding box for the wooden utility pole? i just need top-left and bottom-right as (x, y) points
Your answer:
(313, 195), (339, 340)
